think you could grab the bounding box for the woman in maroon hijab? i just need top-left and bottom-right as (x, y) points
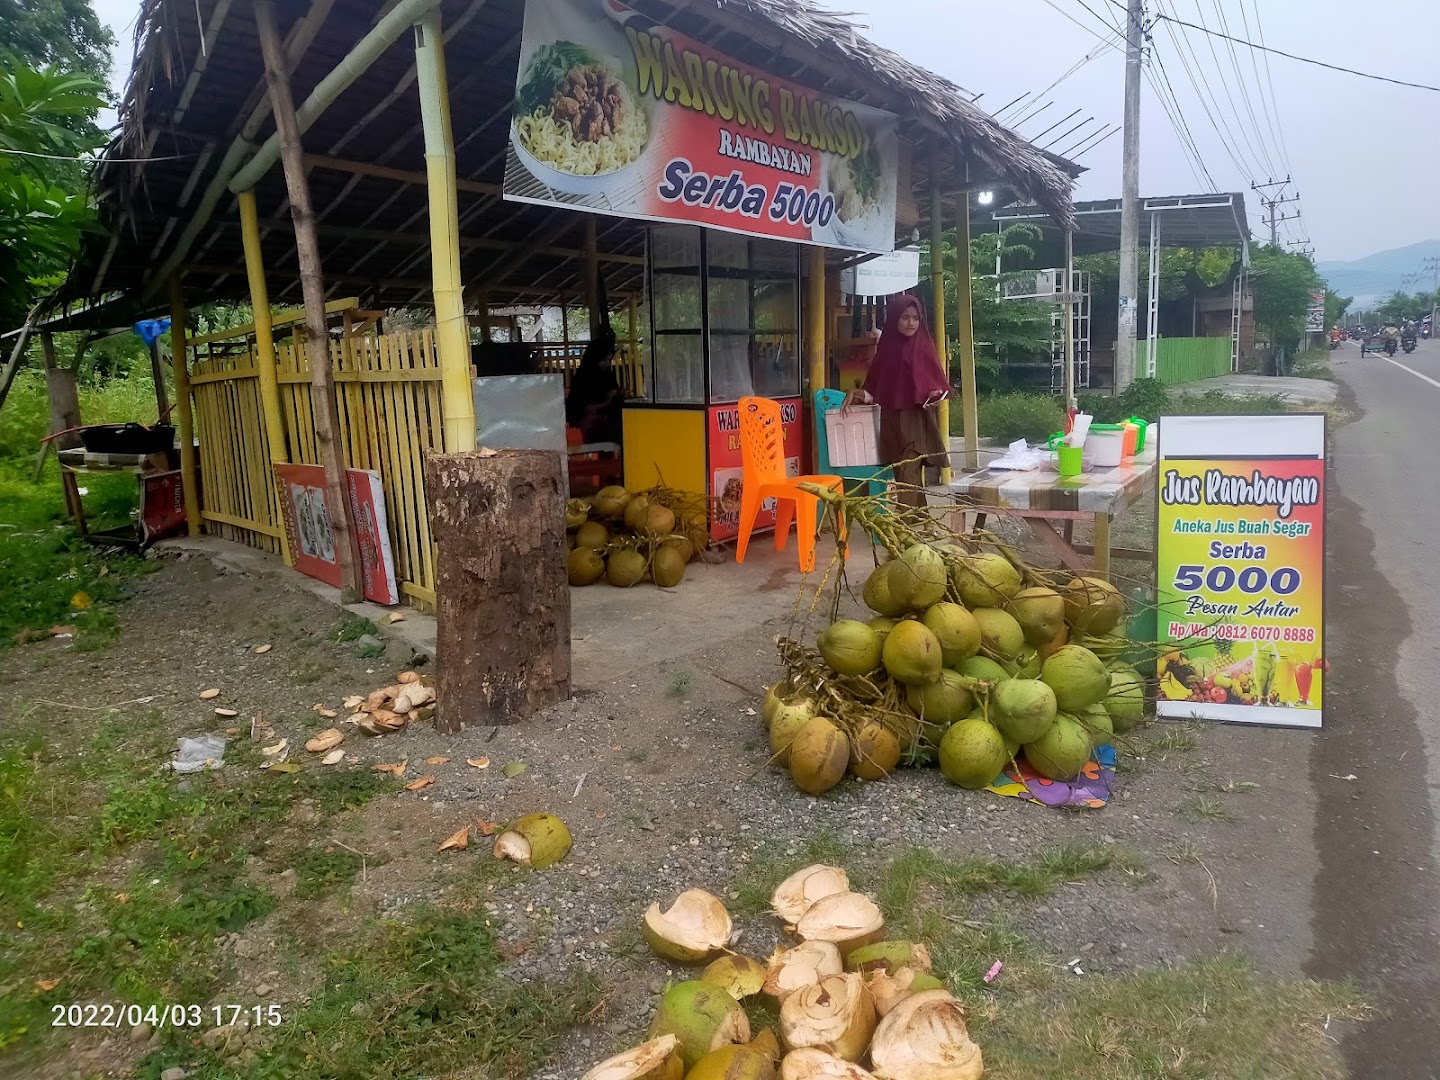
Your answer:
(844, 294), (950, 507)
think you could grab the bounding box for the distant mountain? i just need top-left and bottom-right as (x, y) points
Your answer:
(1317, 240), (1440, 305)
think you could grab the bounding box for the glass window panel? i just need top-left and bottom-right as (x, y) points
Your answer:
(654, 334), (704, 404)
(754, 280), (797, 333)
(750, 238), (796, 273)
(752, 334), (801, 398)
(652, 273), (701, 331)
(708, 277), (749, 332)
(651, 225), (701, 269)
(708, 231), (749, 270)
(708, 333), (755, 403)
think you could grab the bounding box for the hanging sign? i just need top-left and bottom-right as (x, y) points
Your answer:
(505, 0), (900, 252)
(841, 249), (921, 297)
(1155, 414), (1326, 729)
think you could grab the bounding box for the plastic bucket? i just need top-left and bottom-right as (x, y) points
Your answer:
(1085, 424), (1125, 468)
(1056, 445), (1083, 476)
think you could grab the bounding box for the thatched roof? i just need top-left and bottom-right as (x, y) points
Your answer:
(59, 0), (1076, 323)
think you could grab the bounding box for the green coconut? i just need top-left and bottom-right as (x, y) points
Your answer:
(972, 608), (1026, 661)
(846, 941), (933, 975)
(760, 684), (786, 730)
(564, 499), (589, 531)
(701, 955), (769, 1000)
(594, 485), (631, 519)
(647, 981), (751, 1071)
(1076, 703), (1114, 746)
(661, 536), (697, 564)
(575, 521), (610, 550)
(641, 502), (678, 538)
(1023, 713), (1093, 781)
(1076, 632), (1129, 664)
(882, 620), (943, 686)
(921, 603), (982, 667)
(1104, 663), (1146, 733)
(862, 562), (908, 618)
(1006, 647), (1042, 680)
(685, 1045), (776, 1080)
(991, 679), (1058, 744)
(1062, 576), (1126, 634)
(789, 717), (851, 795)
(867, 616), (899, 644)
(769, 699), (817, 765)
(607, 548), (647, 588)
(847, 719), (901, 781)
(888, 544), (948, 611)
(956, 655), (1011, 686)
(653, 545), (687, 588)
(1009, 586), (1067, 646)
(624, 493), (653, 531)
(952, 551), (1023, 608)
(937, 717), (1009, 789)
(1041, 644), (1111, 711)
(904, 669), (974, 729)
(818, 620), (883, 677)
(567, 547), (606, 586)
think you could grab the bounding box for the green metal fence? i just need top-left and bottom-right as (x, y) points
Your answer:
(1148, 336), (1232, 385)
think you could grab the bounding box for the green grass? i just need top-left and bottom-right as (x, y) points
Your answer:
(151, 905), (602, 1080)
(731, 829), (855, 914)
(334, 614), (380, 643)
(290, 845), (377, 900)
(1178, 794), (1237, 822)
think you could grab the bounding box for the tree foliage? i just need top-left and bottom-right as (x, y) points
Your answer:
(0, 0), (115, 81)
(0, 58), (106, 329)
(1249, 244), (1320, 350)
(1323, 289), (1351, 328)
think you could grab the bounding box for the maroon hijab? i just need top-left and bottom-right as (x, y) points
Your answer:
(863, 294), (950, 410)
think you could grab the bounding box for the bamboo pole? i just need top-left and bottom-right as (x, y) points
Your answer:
(414, 8), (475, 453)
(239, 188), (294, 566)
(256, 0), (361, 600)
(584, 215), (601, 338)
(953, 189), (979, 473)
(929, 164), (951, 482)
(806, 246), (826, 395)
(167, 276), (203, 537)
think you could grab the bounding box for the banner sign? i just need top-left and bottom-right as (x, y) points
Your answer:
(275, 465), (400, 606)
(841, 249), (921, 297)
(505, 0), (900, 252)
(1155, 415), (1326, 729)
(1305, 289), (1326, 333)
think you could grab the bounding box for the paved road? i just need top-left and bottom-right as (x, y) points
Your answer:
(1311, 337), (1440, 1077)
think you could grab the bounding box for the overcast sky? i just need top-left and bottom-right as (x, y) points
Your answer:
(92, 0), (1439, 263)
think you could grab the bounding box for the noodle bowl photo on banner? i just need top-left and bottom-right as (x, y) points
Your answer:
(504, 0), (900, 251)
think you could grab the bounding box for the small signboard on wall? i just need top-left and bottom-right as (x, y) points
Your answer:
(274, 464), (400, 606)
(1155, 415), (1326, 728)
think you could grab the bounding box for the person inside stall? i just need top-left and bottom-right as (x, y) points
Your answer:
(842, 294), (950, 508)
(565, 325), (624, 444)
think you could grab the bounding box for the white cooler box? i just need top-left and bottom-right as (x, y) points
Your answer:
(825, 405), (882, 467)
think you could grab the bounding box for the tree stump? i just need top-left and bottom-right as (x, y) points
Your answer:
(425, 449), (570, 731)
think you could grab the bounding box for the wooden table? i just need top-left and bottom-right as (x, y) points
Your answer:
(944, 443), (1158, 578)
(58, 447), (184, 548)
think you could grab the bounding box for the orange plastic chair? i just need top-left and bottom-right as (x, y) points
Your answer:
(735, 396), (846, 573)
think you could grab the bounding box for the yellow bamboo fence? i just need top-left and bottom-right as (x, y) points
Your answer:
(188, 315), (444, 611)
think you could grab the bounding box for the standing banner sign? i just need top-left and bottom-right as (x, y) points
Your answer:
(505, 0), (900, 252)
(1155, 415), (1326, 728)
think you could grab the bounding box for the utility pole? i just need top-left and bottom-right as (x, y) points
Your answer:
(1116, 0), (1144, 393)
(1252, 178), (1301, 246)
(1424, 256), (1440, 337)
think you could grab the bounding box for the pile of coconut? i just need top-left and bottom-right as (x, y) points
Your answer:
(766, 542), (1149, 796)
(583, 865), (982, 1079)
(567, 485), (710, 590)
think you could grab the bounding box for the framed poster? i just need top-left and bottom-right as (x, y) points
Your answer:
(1155, 414), (1326, 728)
(274, 464), (400, 606)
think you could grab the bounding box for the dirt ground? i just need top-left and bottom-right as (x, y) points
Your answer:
(0, 515), (1351, 1079)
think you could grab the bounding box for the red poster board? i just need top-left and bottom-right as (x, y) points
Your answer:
(274, 464), (400, 605)
(708, 397), (802, 541)
(139, 470), (187, 546)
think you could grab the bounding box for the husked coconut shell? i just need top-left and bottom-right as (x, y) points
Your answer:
(779, 973), (876, 1062)
(869, 989), (983, 1080)
(642, 889), (732, 964)
(795, 892), (885, 960)
(647, 980), (750, 1070)
(701, 954), (768, 999)
(762, 940), (844, 1002)
(778, 1048), (879, 1079)
(581, 1034), (684, 1080)
(771, 865), (851, 924)
(863, 968), (946, 1017)
(492, 813), (572, 868)
(304, 728), (343, 753)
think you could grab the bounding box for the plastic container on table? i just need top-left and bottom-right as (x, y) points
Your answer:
(1084, 423), (1125, 468)
(1127, 416), (1150, 452)
(1121, 420), (1139, 458)
(1047, 433), (1083, 477)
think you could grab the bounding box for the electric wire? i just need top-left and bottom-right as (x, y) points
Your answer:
(1247, 0), (1294, 168)
(1181, 0), (1271, 181)
(1232, 0), (1290, 177)
(1205, 0), (1281, 177)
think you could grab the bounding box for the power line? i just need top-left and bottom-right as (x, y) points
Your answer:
(1180, 0), (1271, 181)
(1236, 0), (1291, 175)
(1154, 12), (1440, 92)
(1144, 53), (1216, 189)
(1038, 0), (1118, 46)
(1204, 0), (1282, 177)
(999, 28), (1121, 125)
